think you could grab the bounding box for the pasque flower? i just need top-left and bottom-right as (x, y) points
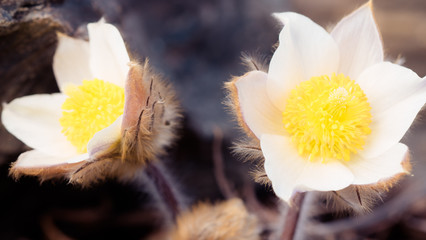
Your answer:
(2, 20), (130, 178)
(227, 2), (426, 202)
(2, 19), (130, 178)
(2, 20), (180, 183)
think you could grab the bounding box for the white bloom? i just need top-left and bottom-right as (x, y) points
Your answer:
(2, 19), (130, 175)
(229, 2), (425, 202)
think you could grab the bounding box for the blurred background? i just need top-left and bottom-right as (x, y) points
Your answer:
(0, 0), (426, 239)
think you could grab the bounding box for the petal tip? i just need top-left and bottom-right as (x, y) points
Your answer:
(228, 71), (284, 139)
(271, 12), (298, 26)
(9, 150), (87, 181)
(367, 0), (374, 9)
(401, 147), (412, 173)
(271, 12), (283, 23)
(56, 31), (68, 39)
(225, 74), (258, 140)
(88, 18), (118, 33)
(88, 17), (107, 28)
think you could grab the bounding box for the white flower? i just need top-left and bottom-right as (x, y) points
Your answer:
(2, 19), (130, 176)
(228, 2), (426, 202)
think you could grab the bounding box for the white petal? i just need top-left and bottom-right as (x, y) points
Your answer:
(87, 115), (122, 157)
(2, 94), (77, 157)
(261, 134), (353, 202)
(233, 71), (286, 138)
(88, 20), (130, 88)
(356, 62), (425, 158)
(361, 79), (426, 158)
(53, 33), (93, 92)
(14, 150), (88, 168)
(331, 2), (383, 79)
(357, 62), (421, 113)
(268, 12), (339, 111)
(297, 159), (354, 192)
(261, 134), (304, 201)
(347, 143), (408, 185)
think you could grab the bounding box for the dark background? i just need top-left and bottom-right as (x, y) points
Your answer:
(1, 0), (426, 239)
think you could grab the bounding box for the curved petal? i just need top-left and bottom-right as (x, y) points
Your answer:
(261, 134), (304, 201)
(53, 33), (93, 92)
(361, 79), (426, 158)
(261, 134), (353, 202)
(231, 71), (286, 138)
(88, 19), (130, 88)
(2, 93), (78, 157)
(14, 150), (88, 168)
(87, 115), (122, 157)
(121, 62), (149, 130)
(331, 1), (383, 79)
(357, 62), (421, 114)
(268, 12), (339, 111)
(297, 159), (354, 192)
(356, 63), (425, 158)
(10, 150), (88, 179)
(347, 143), (408, 185)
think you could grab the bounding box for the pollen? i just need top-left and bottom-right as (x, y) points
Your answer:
(282, 73), (372, 162)
(59, 79), (125, 153)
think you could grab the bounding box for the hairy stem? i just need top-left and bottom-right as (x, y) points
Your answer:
(145, 162), (180, 220)
(281, 192), (306, 240)
(212, 127), (236, 199)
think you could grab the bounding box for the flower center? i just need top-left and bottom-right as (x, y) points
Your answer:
(282, 73), (372, 162)
(59, 79), (125, 153)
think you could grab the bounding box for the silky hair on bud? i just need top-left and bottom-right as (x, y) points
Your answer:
(240, 53), (268, 72)
(121, 60), (181, 164)
(224, 55), (272, 187)
(170, 198), (260, 240)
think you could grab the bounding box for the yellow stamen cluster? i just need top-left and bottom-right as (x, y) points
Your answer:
(59, 79), (125, 153)
(282, 73), (372, 162)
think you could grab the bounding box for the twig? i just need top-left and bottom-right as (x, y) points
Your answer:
(310, 178), (426, 237)
(281, 192), (306, 240)
(212, 127), (236, 199)
(145, 162), (180, 220)
(40, 214), (74, 240)
(243, 181), (280, 222)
